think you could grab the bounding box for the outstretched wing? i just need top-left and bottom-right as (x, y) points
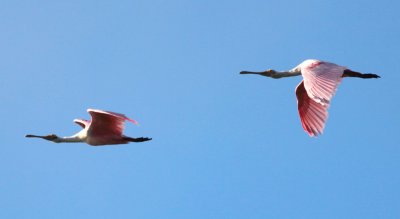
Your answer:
(87, 109), (138, 137)
(73, 119), (90, 128)
(301, 60), (345, 105)
(295, 81), (328, 137)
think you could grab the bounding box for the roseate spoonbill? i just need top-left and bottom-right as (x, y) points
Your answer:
(26, 109), (152, 146)
(240, 59), (380, 137)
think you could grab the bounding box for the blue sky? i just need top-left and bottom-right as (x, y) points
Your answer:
(1, 0), (400, 218)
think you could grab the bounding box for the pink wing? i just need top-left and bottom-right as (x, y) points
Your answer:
(296, 81), (328, 137)
(301, 60), (346, 105)
(73, 119), (90, 128)
(86, 109), (138, 137)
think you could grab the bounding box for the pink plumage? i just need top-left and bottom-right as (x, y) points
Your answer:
(295, 60), (345, 136)
(240, 59), (380, 137)
(73, 119), (90, 128)
(26, 109), (151, 146)
(296, 81), (328, 137)
(300, 60), (345, 105)
(86, 109), (139, 145)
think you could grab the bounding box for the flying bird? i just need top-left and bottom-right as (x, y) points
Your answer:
(26, 109), (152, 146)
(240, 59), (380, 137)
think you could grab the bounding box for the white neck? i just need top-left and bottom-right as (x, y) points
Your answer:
(55, 135), (84, 143)
(270, 70), (301, 78)
(241, 68), (302, 79)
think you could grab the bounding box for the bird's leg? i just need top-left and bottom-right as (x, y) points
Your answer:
(123, 136), (152, 142)
(342, 69), (380, 78)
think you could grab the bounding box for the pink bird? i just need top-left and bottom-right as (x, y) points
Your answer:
(240, 59), (380, 137)
(26, 109), (152, 146)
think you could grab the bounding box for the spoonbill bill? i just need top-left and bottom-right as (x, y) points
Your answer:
(240, 59), (380, 137)
(26, 109), (152, 146)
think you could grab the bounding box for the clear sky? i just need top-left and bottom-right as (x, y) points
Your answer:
(1, 0), (400, 218)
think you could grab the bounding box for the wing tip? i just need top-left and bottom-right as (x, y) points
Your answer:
(87, 108), (139, 125)
(128, 118), (139, 125)
(87, 108), (98, 113)
(306, 130), (323, 137)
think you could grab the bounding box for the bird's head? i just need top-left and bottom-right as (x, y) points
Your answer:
(240, 69), (277, 77)
(263, 69), (276, 74)
(42, 134), (59, 141)
(26, 134), (61, 143)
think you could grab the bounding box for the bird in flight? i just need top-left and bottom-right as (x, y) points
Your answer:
(240, 59), (380, 137)
(26, 109), (152, 146)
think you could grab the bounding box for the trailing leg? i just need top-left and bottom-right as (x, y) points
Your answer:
(343, 69), (380, 79)
(123, 136), (152, 142)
